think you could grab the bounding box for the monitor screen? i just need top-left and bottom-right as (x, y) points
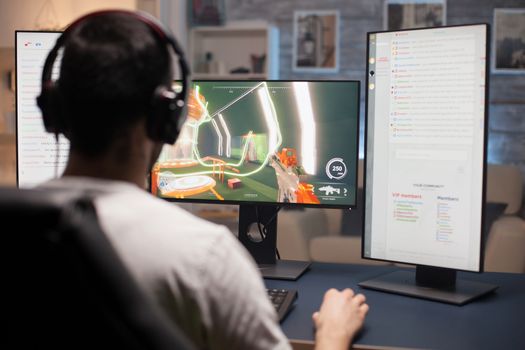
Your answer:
(151, 80), (360, 208)
(16, 31), (68, 188)
(363, 24), (489, 271)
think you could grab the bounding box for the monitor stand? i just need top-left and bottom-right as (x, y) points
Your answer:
(238, 204), (311, 280)
(358, 265), (498, 305)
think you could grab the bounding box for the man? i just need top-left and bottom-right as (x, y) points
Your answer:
(40, 11), (368, 350)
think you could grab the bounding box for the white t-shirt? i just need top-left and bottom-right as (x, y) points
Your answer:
(41, 177), (291, 350)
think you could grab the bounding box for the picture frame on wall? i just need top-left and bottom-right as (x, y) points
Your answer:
(384, 0), (446, 31)
(189, 0), (225, 26)
(493, 8), (525, 74)
(293, 10), (340, 73)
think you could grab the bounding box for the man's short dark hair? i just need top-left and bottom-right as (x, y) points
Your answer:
(58, 13), (172, 156)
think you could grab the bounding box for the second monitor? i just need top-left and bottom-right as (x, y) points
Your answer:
(361, 24), (497, 304)
(151, 80), (360, 279)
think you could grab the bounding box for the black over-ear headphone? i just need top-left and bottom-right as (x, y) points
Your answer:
(37, 9), (190, 144)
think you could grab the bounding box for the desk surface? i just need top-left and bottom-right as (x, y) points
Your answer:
(264, 263), (525, 350)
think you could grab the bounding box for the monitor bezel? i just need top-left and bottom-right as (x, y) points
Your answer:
(15, 30), (62, 188)
(361, 23), (491, 273)
(152, 79), (361, 210)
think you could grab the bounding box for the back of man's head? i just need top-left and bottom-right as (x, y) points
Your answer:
(58, 13), (172, 156)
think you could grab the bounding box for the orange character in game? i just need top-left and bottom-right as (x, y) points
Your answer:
(187, 88), (206, 121)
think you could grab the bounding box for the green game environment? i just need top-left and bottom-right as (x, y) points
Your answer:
(152, 80), (359, 206)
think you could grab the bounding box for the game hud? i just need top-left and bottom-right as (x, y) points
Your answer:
(151, 80), (359, 206)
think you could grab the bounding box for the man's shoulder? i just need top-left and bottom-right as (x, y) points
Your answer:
(40, 176), (228, 237)
(98, 184), (229, 237)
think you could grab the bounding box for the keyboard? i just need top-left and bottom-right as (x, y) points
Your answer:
(266, 288), (297, 322)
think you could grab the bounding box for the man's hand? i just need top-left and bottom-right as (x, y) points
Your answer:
(313, 288), (369, 350)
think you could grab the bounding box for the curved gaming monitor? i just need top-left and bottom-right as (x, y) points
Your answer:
(150, 80), (361, 279)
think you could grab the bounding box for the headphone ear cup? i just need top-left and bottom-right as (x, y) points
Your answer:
(149, 86), (183, 144)
(37, 84), (66, 134)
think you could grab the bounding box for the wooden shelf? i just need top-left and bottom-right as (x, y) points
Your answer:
(189, 22), (279, 80)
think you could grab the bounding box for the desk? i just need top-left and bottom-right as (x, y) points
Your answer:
(264, 263), (525, 350)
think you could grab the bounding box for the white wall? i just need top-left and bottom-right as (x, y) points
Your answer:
(0, 0), (136, 47)
(158, 0), (187, 51)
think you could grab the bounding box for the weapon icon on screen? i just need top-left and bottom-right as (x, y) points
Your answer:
(319, 185), (340, 196)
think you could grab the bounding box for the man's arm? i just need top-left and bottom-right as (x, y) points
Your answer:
(197, 226), (368, 350)
(201, 229), (291, 350)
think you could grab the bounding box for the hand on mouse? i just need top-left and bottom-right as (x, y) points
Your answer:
(312, 288), (369, 350)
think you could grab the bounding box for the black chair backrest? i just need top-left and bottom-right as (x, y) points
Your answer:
(2, 186), (194, 349)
